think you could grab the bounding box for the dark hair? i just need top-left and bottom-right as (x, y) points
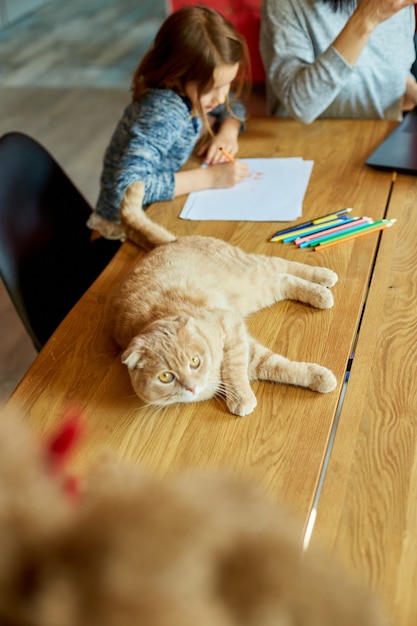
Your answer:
(131, 4), (250, 115)
(321, 0), (356, 11)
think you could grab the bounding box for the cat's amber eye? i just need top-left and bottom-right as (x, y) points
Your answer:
(158, 371), (175, 384)
(190, 355), (200, 369)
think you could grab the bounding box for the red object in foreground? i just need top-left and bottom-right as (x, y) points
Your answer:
(45, 408), (84, 497)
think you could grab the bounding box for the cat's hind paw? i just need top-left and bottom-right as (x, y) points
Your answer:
(307, 365), (337, 393)
(227, 390), (257, 417)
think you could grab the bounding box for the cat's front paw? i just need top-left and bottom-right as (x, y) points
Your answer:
(227, 390), (257, 417)
(307, 365), (337, 393)
(310, 285), (334, 309)
(313, 267), (338, 288)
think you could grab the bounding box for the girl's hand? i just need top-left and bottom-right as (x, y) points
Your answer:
(204, 138), (239, 164)
(197, 137), (239, 164)
(208, 160), (249, 188)
(197, 117), (242, 164)
(174, 159), (249, 197)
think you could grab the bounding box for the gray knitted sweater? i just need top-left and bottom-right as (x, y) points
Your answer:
(260, 0), (415, 123)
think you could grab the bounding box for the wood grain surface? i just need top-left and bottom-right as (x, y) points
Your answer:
(4, 118), (396, 533)
(312, 171), (417, 626)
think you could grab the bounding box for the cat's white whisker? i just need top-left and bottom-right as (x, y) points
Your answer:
(137, 401), (172, 420)
(122, 391), (142, 401)
(212, 395), (225, 410)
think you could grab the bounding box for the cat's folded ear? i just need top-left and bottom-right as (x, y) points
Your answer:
(121, 315), (193, 370)
(121, 337), (147, 370)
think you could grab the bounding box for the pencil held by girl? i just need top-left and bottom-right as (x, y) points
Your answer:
(87, 5), (250, 240)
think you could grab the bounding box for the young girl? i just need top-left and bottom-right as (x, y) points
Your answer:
(87, 5), (250, 240)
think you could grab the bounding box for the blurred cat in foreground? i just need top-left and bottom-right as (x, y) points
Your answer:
(0, 406), (389, 626)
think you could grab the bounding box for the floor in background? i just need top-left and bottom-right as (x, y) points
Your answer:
(0, 0), (266, 405)
(0, 281), (37, 404)
(0, 0), (166, 405)
(0, 0), (167, 88)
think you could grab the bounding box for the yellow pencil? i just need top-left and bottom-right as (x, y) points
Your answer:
(270, 208), (353, 241)
(314, 219), (396, 251)
(219, 146), (235, 162)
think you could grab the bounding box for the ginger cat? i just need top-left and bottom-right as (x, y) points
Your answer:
(110, 182), (338, 416)
(0, 408), (388, 626)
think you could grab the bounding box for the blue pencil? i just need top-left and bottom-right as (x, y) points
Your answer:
(297, 217), (370, 247)
(281, 217), (356, 243)
(270, 208), (352, 241)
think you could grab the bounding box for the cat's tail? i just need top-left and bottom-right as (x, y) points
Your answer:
(120, 181), (177, 251)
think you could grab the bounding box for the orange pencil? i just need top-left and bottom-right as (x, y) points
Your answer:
(219, 146), (235, 162)
(314, 219), (396, 251)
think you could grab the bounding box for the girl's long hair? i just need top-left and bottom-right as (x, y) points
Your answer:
(131, 4), (250, 119)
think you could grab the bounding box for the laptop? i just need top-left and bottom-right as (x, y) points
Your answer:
(366, 108), (417, 175)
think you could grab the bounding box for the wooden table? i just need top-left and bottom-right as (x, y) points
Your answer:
(312, 169), (417, 625)
(4, 117), (414, 623)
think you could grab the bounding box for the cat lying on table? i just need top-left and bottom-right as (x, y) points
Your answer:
(109, 182), (338, 416)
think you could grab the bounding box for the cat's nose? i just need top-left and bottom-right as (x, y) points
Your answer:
(185, 385), (195, 394)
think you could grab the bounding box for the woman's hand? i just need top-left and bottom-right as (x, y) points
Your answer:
(334, 0), (416, 68)
(402, 75), (417, 111)
(356, 0), (417, 30)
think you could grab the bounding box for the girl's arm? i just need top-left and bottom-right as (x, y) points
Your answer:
(174, 155), (248, 198)
(117, 92), (198, 205)
(197, 92), (246, 164)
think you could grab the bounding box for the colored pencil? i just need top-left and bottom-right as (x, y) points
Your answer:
(280, 217), (354, 243)
(314, 219), (396, 251)
(313, 219), (386, 246)
(300, 217), (373, 247)
(296, 217), (369, 247)
(219, 146), (235, 162)
(270, 208), (352, 241)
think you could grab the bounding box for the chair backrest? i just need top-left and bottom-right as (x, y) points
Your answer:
(0, 132), (120, 351)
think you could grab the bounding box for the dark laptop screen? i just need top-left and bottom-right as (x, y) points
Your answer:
(366, 109), (417, 175)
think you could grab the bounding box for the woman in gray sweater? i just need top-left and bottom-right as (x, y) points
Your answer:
(260, 0), (417, 123)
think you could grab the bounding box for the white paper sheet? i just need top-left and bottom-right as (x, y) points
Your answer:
(179, 158), (314, 222)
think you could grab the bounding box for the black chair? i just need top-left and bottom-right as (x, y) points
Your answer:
(0, 131), (121, 351)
